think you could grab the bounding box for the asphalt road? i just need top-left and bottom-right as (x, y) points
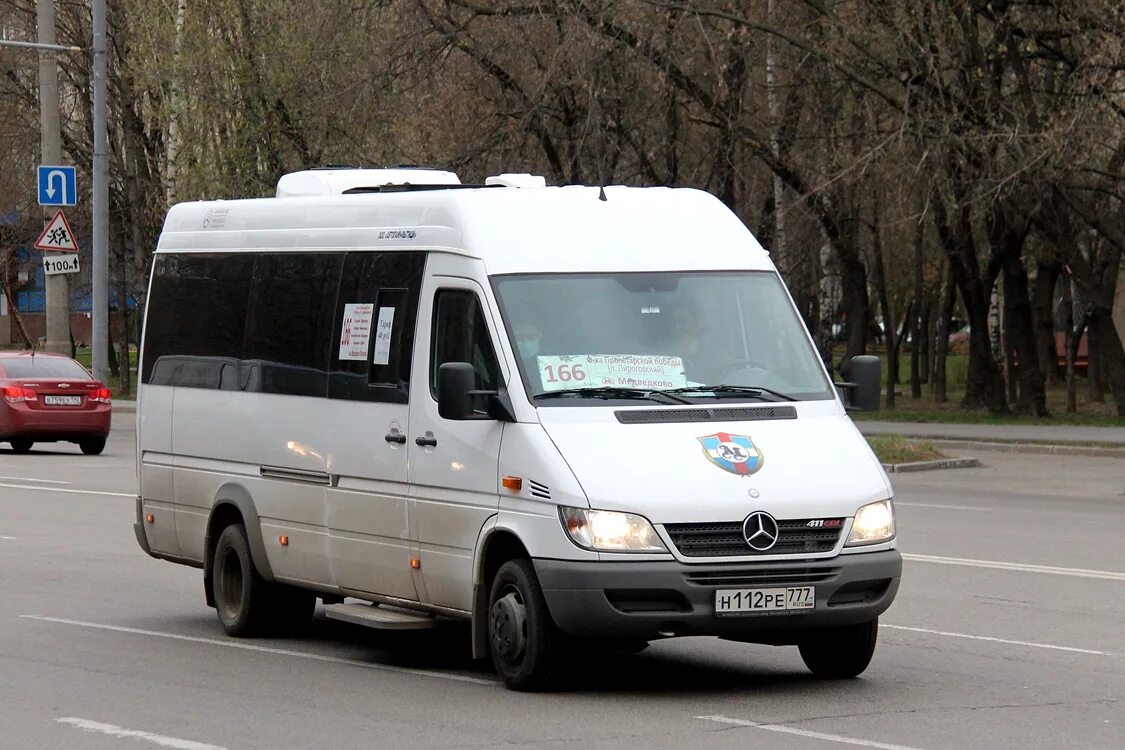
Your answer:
(1, 420), (1122, 750)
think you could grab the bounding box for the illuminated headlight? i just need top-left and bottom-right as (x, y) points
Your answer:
(559, 507), (667, 553)
(846, 500), (895, 546)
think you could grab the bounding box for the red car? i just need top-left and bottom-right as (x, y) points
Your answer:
(0, 351), (111, 455)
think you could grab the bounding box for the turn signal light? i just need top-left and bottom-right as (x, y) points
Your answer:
(279, 535), (289, 546)
(145, 514), (154, 524)
(410, 557), (421, 570)
(502, 476), (523, 492)
(90, 386), (112, 403)
(3, 386), (37, 403)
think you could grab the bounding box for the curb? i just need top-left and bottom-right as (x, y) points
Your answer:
(928, 438), (1125, 459)
(112, 402), (136, 415)
(881, 457), (982, 473)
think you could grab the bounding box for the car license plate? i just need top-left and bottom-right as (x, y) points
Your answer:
(43, 395), (81, 406)
(715, 586), (815, 614)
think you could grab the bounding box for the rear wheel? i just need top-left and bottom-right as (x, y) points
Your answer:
(79, 437), (106, 455)
(212, 523), (314, 636)
(488, 559), (562, 691)
(798, 618), (879, 679)
(9, 438), (33, 453)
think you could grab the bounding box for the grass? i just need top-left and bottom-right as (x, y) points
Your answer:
(865, 435), (945, 464)
(845, 349), (1124, 427)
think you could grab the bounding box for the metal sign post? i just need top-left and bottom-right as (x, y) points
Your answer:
(91, 0), (109, 384)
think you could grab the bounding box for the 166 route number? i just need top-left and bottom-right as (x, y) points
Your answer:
(542, 364), (587, 384)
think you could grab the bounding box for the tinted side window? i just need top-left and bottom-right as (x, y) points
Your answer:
(430, 290), (502, 406)
(242, 253), (343, 397)
(329, 252), (424, 403)
(141, 254), (254, 385)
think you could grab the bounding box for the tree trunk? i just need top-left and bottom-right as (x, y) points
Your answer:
(1088, 310), (1125, 416)
(910, 217), (924, 398)
(1001, 253), (1048, 415)
(919, 296), (932, 386)
(2, 248), (33, 348)
(1033, 260), (1061, 386)
(1062, 277), (1077, 413)
(933, 265), (955, 403)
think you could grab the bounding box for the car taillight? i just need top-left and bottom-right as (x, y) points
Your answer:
(90, 386), (112, 404)
(3, 386), (37, 403)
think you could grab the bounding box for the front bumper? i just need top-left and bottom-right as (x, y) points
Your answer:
(535, 549), (901, 643)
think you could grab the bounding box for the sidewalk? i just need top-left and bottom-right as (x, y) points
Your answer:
(857, 420), (1125, 447)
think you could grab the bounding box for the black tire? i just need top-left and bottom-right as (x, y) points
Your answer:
(798, 618), (879, 679)
(9, 438), (33, 454)
(211, 523), (314, 637)
(79, 437), (107, 455)
(488, 559), (561, 691)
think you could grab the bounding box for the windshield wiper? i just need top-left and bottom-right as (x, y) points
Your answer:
(664, 384), (797, 402)
(535, 387), (692, 405)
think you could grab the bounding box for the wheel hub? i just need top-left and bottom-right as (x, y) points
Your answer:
(490, 591), (527, 662)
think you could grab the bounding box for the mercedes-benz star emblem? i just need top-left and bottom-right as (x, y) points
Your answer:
(742, 511), (779, 551)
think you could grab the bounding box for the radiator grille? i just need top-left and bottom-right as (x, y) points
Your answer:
(664, 518), (843, 557)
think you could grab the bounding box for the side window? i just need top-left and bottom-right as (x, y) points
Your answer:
(430, 290), (502, 405)
(141, 253), (254, 387)
(242, 253), (343, 397)
(329, 252), (424, 403)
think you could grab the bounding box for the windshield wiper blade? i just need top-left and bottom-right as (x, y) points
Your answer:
(665, 384), (797, 402)
(535, 387), (691, 405)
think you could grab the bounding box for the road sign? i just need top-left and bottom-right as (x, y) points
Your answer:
(34, 210), (79, 252)
(37, 165), (77, 206)
(43, 253), (81, 276)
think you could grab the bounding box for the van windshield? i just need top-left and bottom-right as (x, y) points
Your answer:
(492, 271), (833, 402)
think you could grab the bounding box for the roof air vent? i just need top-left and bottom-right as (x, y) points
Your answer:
(485, 173), (546, 189)
(276, 168), (461, 198)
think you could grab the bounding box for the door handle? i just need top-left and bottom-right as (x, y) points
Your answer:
(384, 433), (407, 444)
(415, 435), (438, 448)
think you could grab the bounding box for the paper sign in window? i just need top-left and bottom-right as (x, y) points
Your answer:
(536, 354), (687, 392)
(372, 307), (396, 365)
(339, 303), (374, 361)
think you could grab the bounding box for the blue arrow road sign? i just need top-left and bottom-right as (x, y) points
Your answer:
(37, 165), (77, 207)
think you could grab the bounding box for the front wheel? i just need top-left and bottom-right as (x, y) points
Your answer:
(488, 559), (561, 691)
(798, 618), (879, 679)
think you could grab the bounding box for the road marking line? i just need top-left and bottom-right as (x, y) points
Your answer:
(57, 717), (224, 750)
(880, 624), (1112, 656)
(695, 715), (926, 750)
(1, 535), (16, 540)
(895, 502), (990, 511)
(0, 475), (70, 484)
(903, 553), (1125, 581)
(22, 615), (498, 686)
(0, 482), (134, 498)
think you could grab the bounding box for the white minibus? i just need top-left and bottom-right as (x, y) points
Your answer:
(135, 167), (899, 690)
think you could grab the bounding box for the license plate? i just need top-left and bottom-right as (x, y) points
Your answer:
(43, 395), (81, 406)
(715, 586), (815, 614)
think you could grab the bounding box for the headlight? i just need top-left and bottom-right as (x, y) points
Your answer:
(559, 506), (667, 553)
(846, 499), (895, 546)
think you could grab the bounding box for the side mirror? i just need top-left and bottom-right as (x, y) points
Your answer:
(438, 362), (476, 420)
(437, 362), (517, 422)
(848, 355), (881, 411)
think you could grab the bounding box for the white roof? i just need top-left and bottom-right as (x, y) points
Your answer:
(157, 185), (774, 275)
